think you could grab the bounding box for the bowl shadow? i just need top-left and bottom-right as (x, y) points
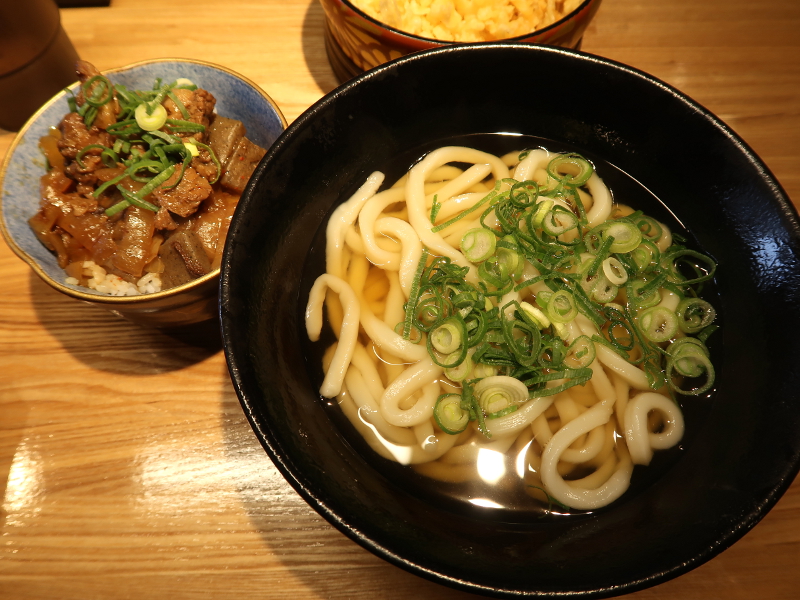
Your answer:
(301, 0), (342, 93)
(29, 271), (222, 374)
(216, 367), (485, 599)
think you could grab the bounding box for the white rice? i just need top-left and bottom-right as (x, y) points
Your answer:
(65, 261), (163, 296)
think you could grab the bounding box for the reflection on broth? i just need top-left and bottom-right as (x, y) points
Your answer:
(304, 136), (719, 516)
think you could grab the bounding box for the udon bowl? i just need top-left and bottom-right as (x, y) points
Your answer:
(220, 44), (800, 597)
(0, 57), (286, 329)
(321, 0), (603, 81)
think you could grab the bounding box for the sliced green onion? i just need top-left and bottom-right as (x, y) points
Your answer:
(135, 103), (168, 131)
(414, 295), (444, 330)
(590, 276), (619, 304)
(486, 405), (519, 419)
(696, 324), (718, 344)
(626, 275), (665, 309)
(427, 315), (468, 369)
(73, 75), (220, 220)
(519, 301), (550, 330)
(116, 186), (159, 212)
(472, 363), (498, 379)
(477, 256), (511, 289)
(546, 153), (593, 187)
(496, 237), (523, 278)
(93, 172), (128, 198)
(501, 303), (542, 367)
(145, 129), (183, 145)
(542, 206), (579, 237)
(668, 337), (710, 368)
(76, 144), (119, 169)
(395, 154), (719, 409)
(141, 164), (177, 196)
(430, 318), (463, 354)
(666, 338), (715, 395)
(564, 335), (596, 368)
(585, 234), (615, 278)
(520, 367), (593, 396)
(532, 199), (554, 228)
(128, 159), (167, 182)
(433, 394), (470, 435)
(431, 185), (500, 233)
(637, 306), (678, 343)
(508, 180), (539, 208)
(602, 257), (628, 285)
(661, 248), (718, 286)
(461, 228), (496, 262)
(164, 118), (206, 133)
(82, 75), (114, 108)
(474, 376), (529, 414)
(635, 214), (663, 242)
(104, 200), (130, 217)
(630, 239), (661, 272)
(535, 289), (553, 310)
(444, 350), (473, 382)
(604, 221), (643, 254)
(675, 297), (716, 334)
(463, 383), (490, 438)
(429, 194), (442, 224)
(394, 321), (422, 344)
(166, 90), (191, 120)
(547, 290), (578, 323)
(105, 119), (142, 137)
(394, 322), (422, 343)
(66, 91), (78, 113)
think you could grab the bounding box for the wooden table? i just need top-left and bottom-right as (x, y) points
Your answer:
(1, 1), (798, 598)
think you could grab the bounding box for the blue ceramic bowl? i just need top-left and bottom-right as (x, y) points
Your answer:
(221, 44), (800, 597)
(0, 58), (286, 328)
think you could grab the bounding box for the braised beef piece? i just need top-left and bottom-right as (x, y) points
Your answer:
(155, 206), (179, 231)
(65, 154), (103, 186)
(164, 88), (217, 142)
(57, 112), (114, 161)
(61, 193), (98, 217)
(76, 183), (95, 198)
(151, 167), (212, 218)
(74, 60), (119, 130)
(190, 146), (218, 181)
(75, 60), (102, 98)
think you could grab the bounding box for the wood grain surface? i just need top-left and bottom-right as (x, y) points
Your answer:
(1, 1), (798, 599)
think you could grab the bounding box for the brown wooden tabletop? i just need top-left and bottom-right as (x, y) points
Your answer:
(1, 0), (798, 598)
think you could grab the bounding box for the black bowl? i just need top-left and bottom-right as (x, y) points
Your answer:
(220, 44), (800, 598)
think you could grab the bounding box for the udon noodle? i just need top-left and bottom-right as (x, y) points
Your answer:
(305, 145), (717, 511)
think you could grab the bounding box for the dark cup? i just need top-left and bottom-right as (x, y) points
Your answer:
(0, 0), (80, 131)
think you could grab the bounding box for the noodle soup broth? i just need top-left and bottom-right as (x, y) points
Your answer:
(300, 133), (719, 522)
